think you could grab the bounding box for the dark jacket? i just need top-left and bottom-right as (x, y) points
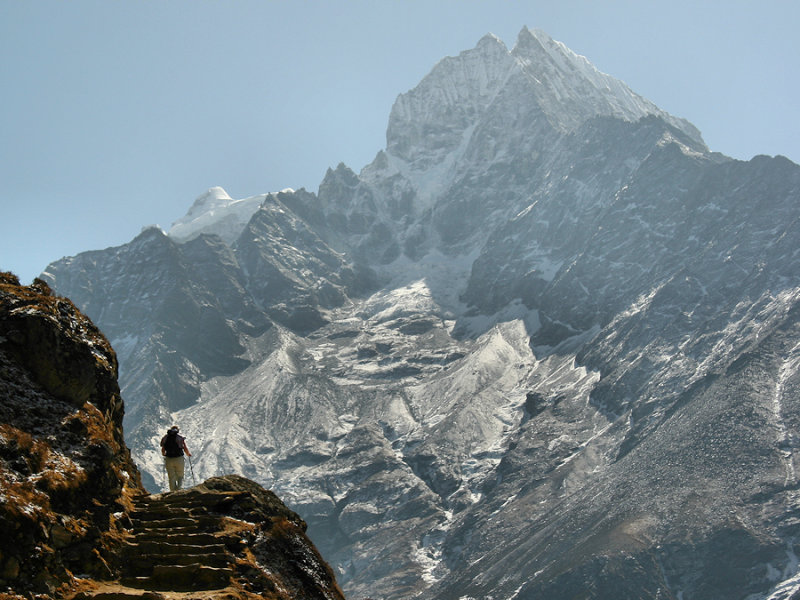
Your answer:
(161, 432), (187, 457)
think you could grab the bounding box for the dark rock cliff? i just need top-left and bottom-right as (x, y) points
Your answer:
(0, 271), (141, 595)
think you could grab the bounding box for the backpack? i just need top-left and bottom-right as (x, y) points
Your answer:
(164, 430), (183, 457)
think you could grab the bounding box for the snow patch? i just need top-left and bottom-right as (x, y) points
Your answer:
(753, 540), (800, 600)
(387, 123), (478, 214)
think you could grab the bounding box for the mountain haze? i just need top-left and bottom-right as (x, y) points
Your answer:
(43, 28), (800, 599)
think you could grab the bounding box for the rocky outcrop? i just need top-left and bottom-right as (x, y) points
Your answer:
(0, 271), (142, 595)
(72, 475), (346, 600)
(0, 273), (346, 600)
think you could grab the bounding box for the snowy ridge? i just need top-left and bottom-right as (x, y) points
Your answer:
(512, 28), (703, 143)
(168, 186), (293, 244)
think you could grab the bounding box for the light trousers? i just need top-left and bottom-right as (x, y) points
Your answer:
(164, 456), (185, 491)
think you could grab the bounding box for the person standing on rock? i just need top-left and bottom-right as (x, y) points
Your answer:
(160, 425), (192, 491)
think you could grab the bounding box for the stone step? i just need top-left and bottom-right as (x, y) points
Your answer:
(129, 507), (197, 520)
(128, 529), (208, 543)
(117, 492), (245, 592)
(129, 515), (223, 530)
(126, 552), (231, 576)
(133, 551), (231, 567)
(130, 530), (228, 545)
(122, 564), (235, 591)
(123, 540), (229, 557)
(134, 501), (207, 512)
(124, 543), (231, 560)
(133, 491), (245, 509)
(130, 523), (204, 535)
(71, 589), (166, 600)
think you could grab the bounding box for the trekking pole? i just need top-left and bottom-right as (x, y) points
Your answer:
(163, 457), (168, 492)
(188, 455), (197, 486)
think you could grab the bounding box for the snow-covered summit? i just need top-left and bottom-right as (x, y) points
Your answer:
(512, 27), (704, 143)
(186, 186), (233, 213)
(381, 27), (704, 174)
(168, 186), (279, 245)
(363, 27), (707, 223)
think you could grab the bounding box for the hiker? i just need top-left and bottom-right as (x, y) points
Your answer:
(160, 425), (192, 491)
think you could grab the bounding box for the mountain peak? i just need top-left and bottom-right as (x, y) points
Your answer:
(476, 32), (507, 51)
(205, 185), (231, 198)
(509, 27), (705, 146)
(189, 186), (233, 214)
(512, 26), (596, 77)
(383, 27), (704, 177)
(168, 187), (267, 244)
(513, 25), (550, 48)
(376, 27), (705, 220)
(384, 31), (517, 169)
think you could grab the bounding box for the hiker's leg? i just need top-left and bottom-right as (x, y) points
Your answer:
(165, 458), (181, 491)
(175, 456), (185, 489)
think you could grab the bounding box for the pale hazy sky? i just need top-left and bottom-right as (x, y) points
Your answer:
(2, 1), (798, 283)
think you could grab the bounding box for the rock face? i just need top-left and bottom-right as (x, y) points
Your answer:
(0, 273), (345, 600)
(41, 27), (800, 600)
(0, 271), (142, 594)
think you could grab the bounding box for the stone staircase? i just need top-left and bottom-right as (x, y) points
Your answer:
(117, 491), (240, 593)
(67, 475), (344, 600)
